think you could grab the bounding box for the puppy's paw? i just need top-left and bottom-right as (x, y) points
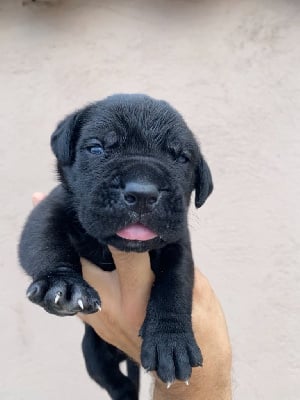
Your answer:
(26, 267), (101, 316)
(140, 327), (202, 383)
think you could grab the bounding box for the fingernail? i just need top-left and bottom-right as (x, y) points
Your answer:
(32, 192), (45, 206)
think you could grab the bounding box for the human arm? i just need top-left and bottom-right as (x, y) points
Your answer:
(32, 192), (232, 399)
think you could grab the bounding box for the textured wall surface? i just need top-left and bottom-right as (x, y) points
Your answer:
(0, 0), (299, 399)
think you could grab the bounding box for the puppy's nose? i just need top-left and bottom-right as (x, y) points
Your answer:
(123, 181), (159, 212)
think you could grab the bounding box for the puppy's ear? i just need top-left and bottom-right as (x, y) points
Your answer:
(194, 156), (213, 208)
(51, 111), (81, 165)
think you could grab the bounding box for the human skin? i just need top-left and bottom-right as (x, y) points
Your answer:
(32, 192), (232, 400)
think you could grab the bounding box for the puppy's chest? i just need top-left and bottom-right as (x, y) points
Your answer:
(68, 228), (114, 271)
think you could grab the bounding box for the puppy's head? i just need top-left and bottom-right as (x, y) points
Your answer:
(51, 94), (213, 251)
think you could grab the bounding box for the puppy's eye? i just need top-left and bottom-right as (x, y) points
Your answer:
(177, 154), (190, 163)
(87, 144), (104, 155)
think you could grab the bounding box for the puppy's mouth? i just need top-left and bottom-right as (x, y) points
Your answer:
(116, 223), (158, 241)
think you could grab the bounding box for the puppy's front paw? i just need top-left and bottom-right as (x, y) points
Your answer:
(140, 322), (202, 384)
(26, 267), (101, 316)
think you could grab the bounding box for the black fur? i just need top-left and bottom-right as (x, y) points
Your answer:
(19, 94), (213, 399)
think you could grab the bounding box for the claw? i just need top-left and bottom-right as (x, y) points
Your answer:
(96, 303), (101, 312)
(185, 380), (189, 386)
(54, 292), (62, 304)
(78, 299), (84, 310)
(166, 382), (172, 389)
(26, 286), (37, 298)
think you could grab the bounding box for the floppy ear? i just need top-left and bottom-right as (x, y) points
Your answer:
(50, 111), (81, 165)
(194, 156), (213, 208)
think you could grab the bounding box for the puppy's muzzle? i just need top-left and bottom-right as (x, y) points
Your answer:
(123, 180), (160, 214)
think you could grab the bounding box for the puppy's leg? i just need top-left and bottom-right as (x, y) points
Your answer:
(19, 186), (100, 316)
(140, 241), (203, 385)
(82, 324), (138, 400)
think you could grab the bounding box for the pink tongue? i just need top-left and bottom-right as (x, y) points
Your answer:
(116, 223), (157, 241)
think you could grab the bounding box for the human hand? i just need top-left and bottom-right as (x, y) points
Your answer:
(80, 256), (232, 400)
(32, 192), (232, 400)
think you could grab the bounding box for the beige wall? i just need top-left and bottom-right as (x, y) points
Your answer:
(0, 0), (299, 399)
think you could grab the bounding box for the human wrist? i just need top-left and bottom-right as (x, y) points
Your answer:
(153, 363), (231, 400)
(152, 368), (204, 400)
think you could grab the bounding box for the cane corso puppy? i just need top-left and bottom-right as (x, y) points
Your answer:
(19, 94), (213, 399)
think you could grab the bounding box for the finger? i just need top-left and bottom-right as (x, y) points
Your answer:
(109, 246), (154, 299)
(32, 192), (46, 206)
(109, 246), (154, 327)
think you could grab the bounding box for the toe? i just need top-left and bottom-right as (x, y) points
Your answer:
(187, 341), (203, 367)
(157, 344), (175, 383)
(26, 280), (48, 303)
(174, 346), (192, 381)
(141, 340), (157, 372)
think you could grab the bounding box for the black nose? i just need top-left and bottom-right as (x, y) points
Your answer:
(123, 181), (159, 212)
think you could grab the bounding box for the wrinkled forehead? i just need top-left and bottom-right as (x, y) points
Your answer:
(78, 100), (198, 153)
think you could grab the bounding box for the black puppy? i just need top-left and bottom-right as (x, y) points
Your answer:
(19, 94), (213, 399)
